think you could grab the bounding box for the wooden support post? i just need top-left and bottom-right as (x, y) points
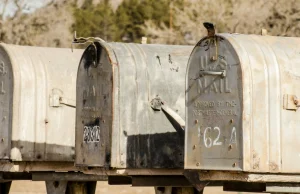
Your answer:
(0, 181), (12, 194)
(155, 187), (203, 194)
(66, 181), (97, 194)
(46, 181), (97, 194)
(46, 181), (68, 194)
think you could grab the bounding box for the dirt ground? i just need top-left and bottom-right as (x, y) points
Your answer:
(9, 181), (244, 194)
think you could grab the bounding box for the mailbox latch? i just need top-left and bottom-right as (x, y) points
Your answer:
(50, 89), (75, 108)
(283, 94), (299, 111)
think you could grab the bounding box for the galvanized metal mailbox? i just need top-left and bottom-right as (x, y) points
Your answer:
(185, 33), (300, 174)
(0, 43), (82, 162)
(76, 41), (193, 168)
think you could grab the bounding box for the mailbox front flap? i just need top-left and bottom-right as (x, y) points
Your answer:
(0, 45), (13, 159)
(185, 35), (243, 170)
(76, 42), (113, 167)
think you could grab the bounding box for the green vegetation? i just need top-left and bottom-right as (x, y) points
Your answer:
(72, 0), (179, 42)
(114, 0), (172, 42)
(72, 0), (116, 41)
(2, 0), (300, 47)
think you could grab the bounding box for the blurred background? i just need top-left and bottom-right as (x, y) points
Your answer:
(0, 0), (299, 48)
(9, 181), (251, 194)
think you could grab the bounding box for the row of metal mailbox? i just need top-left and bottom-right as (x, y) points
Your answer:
(1, 31), (300, 178)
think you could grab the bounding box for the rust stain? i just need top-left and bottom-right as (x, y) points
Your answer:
(252, 151), (260, 170)
(269, 162), (278, 171)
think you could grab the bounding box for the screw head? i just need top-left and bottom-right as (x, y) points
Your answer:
(230, 119), (234, 123)
(229, 144), (233, 150)
(233, 162), (237, 167)
(195, 120), (198, 124)
(196, 162), (200, 166)
(193, 145), (196, 150)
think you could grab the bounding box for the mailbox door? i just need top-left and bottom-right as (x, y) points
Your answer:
(0, 46), (13, 159)
(76, 43), (112, 167)
(185, 36), (243, 170)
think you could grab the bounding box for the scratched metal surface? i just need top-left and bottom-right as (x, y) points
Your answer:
(185, 35), (242, 171)
(185, 33), (300, 173)
(0, 43), (83, 161)
(76, 41), (193, 168)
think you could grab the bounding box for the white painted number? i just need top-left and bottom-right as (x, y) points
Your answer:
(230, 127), (237, 143)
(198, 126), (201, 138)
(202, 126), (236, 148)
(203, 127), (212, 148)
(83, 126), (100, 143)
(213, 127), (222, 146)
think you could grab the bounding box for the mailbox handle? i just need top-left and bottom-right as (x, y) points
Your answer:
(150, 97), (185, 131)
(199, 70), (226, 78)
(161, 104), (185, 130)
(50, 89), (75, 108)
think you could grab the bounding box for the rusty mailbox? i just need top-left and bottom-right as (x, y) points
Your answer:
(76, 41), (193, 168)
(0, 43), (82, 162)
(185, 32), (300, 174)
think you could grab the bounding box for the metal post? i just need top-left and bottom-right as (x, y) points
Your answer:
(155, 187), (203, 194)
(66, 181), (97, 194)
(0, 181), (11, 194)
(46, 181), (68, 194)
(46, 181), (97, 194)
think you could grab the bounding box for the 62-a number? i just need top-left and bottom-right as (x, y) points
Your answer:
(200, 126), (237, 148)
(203, 127), (222, 148)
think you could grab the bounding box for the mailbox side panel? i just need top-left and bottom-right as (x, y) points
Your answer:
(0, 45), (13, 159)
(4, 44), (82, 162)
(266, 36), (300, 173)
(112, 43), (192, 168)
(223, 35), (300, 173)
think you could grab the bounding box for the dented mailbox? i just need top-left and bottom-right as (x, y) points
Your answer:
(0, 43), (82, 161)
(76, 41), (192, 168)
(185, 33), (300, 173)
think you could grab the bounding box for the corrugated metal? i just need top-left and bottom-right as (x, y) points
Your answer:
(76, 41), (193, 168)
(0, 43), (83, 161)
(185, 33), (300, 173)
